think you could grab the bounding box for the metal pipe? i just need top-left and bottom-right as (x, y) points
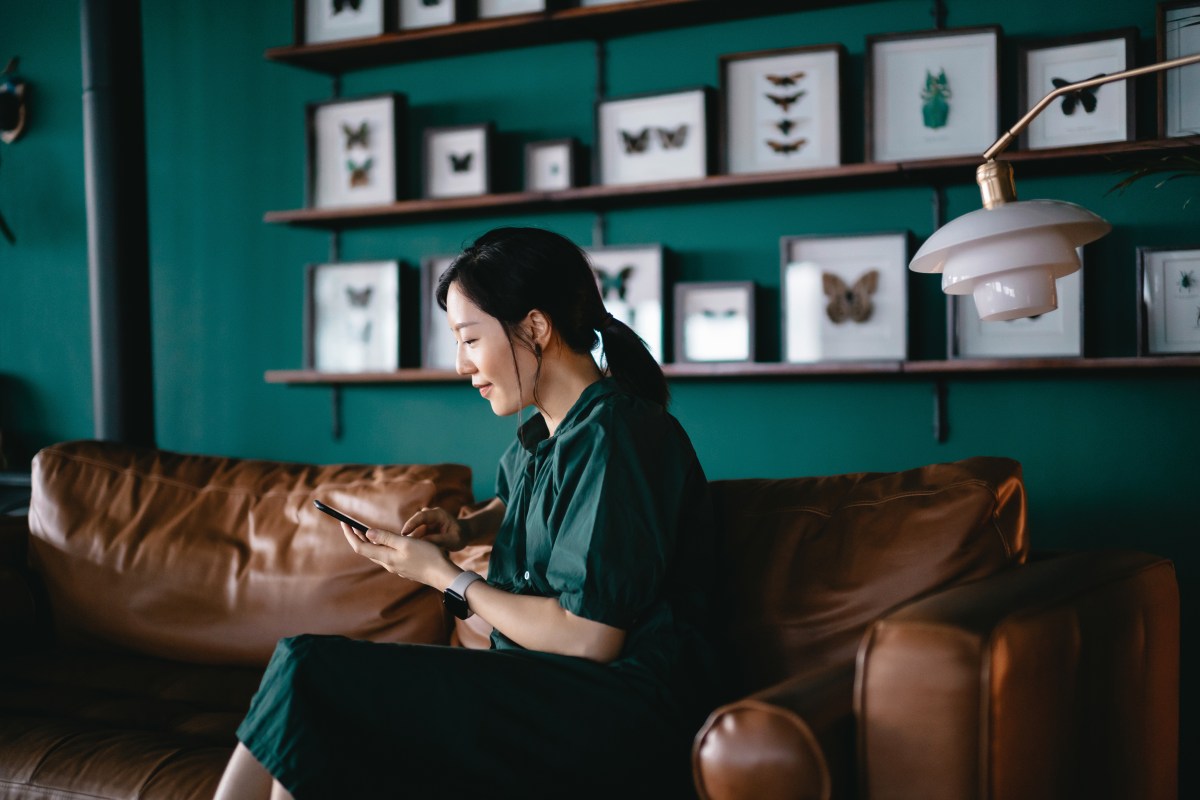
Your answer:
(80, 0), (155, 446)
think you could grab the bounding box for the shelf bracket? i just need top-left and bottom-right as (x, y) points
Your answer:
(930, 0), (947, 30)
(330, 385), (344, 440)
(593, 38), (607, 103)
(931, 185), (947, 231)
(592, 213), (606, 248)
(933, 378), (949, 443)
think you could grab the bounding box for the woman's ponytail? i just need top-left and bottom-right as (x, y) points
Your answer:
(596, 314), (670, 408)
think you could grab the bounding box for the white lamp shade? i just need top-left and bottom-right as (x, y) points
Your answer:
(910, 200), (1111, 321)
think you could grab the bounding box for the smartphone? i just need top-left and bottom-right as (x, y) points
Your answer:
(313, 499), (370, 535)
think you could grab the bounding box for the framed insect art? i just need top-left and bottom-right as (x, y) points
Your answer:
(585, 244), (666, 364)
(780, 232), (910, 363)
(720, 44), (844, 175)
(397, 0), (467, 30)
(674, 282), (757, 364)
(1138, 245), (1200, 355)
(305, 261), (402, 373)
(525, 138), (583, 191)
(298, 0), (389, 45)
(1158, 1), (1200, 138)
(865, 27), (1001, 163)
(951, 250), (1084, 358)
(307, 93), (405, 209)
(1018, 29), (1137, 150)
(420, 255), (458, 370)
(423, 123), (493, 199)
(476, 0), (557, 18)
(596, 87), (716, 186)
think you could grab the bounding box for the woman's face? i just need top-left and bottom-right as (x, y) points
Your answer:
(446, 282), (537, 417)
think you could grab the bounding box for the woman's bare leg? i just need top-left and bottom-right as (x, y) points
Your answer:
(213, 742), (282, 800)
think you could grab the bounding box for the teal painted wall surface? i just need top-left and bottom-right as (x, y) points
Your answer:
(1, 0), (1196, 789)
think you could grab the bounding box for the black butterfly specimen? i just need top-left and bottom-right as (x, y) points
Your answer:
(1051, 74), (1105, 115)
(332, 0), (363, 14)
(656, 125), (689, 149)
(448, 152), (473, 172)
(765, 71), (805, 87)
(774, 118), (798, 136)
(766, 91), (806, 112)
(822, 269), (879, 324)
(766, 138), (807, 155)
(594, 265), (634, 301)
(342, 121), (369, 150)
(346, 157), (373, 187)
(346, 286), (373, 307)
(620, 128), (650, 154)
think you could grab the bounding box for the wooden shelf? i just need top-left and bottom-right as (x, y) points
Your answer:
(266, 0), (864, 73)
(264, 356), (1200, 385)
(263, 139), (1200, 230)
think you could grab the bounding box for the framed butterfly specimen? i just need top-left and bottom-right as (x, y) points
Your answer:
(308, 93), (406, 209)
(780, 232), (910, 363)
(674, 282), (757, 364)
(865, 27), (1000, 163)
(525, 138), (583, 191)
(305, 261), (402, 373)
(1158, 2), (1200, 138)
(720, 44), (844, 175)
(952, 249), (1084, 359)
(1138, 245), (1200, 355)
(398, 0), (468, 30)
(596, 87), (715, 186)
(297, 0), (388, 45)
(422, 123), (493, 199)
(585, 244), (667, 364)
(477, 0), (561, 18)
(420, 254), (459, 370)
(1018, 29), (1136, 150)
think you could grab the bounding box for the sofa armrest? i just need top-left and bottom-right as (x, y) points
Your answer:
(856, 549), (1178, 800)
(0, 515), (47, 648)
(692, 661), (856, 800)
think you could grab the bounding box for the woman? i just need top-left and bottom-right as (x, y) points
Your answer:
(214, 227), (720, 799)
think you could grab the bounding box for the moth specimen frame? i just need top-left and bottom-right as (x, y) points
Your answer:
(1017, 28), (1137, 150)
(422, 123), (494, 199)
(307, 93), (406, 209)
(595, 87), (716, 186)
(865, 26), (1001, 163)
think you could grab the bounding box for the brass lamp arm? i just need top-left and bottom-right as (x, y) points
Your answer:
(982, 52), (1200, 161)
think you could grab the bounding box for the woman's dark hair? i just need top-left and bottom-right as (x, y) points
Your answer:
(436, 227), (669, 408)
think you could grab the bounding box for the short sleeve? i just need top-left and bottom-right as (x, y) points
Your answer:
(543, 405), (678, 630)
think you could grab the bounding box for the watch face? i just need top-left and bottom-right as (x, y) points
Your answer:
(443, 589), (470, 620)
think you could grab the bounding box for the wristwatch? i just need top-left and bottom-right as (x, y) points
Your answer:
(443, 571), (484, 620)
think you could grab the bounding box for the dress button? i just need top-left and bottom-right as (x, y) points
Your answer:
(524, 571), (531, 580)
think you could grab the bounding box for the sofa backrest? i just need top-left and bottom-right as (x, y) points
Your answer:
(28, 440), (474, 667)
(710, 456), (1027, 692)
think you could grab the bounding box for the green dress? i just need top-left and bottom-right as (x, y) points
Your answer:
(237, 378), (720, 798)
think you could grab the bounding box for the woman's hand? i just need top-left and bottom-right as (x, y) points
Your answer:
(340, 523), (459, 591)
(400, 506), (472, 551)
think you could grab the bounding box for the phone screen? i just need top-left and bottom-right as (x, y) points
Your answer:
(313, 499), (370, 534)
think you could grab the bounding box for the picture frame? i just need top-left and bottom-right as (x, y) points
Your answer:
(307, 93), (406, 209)
(674, 282), (757, 364)
(477, 0), (555, 18)
(585, 244), (666, 364)
(950, 252), (1084, 358)
(780, 232), (910, 362)
(596, 87), (716, 186)
(1158, 1), (1200, 138)
(866, 27), (1001, 162)
(298, 0), (389, 45)
(525, 138), (583, 191)
(1018, 29), (1137, 150)
(420, 255), (458, 370)
(398, 0), (467, 30)
(305, 261), (402, 373)
(719, 44), (845, 174)
(1137, 245), (1200, 355)
(423, 123), (493, 199)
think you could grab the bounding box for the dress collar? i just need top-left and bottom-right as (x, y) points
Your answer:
(516, 377), (616, 454)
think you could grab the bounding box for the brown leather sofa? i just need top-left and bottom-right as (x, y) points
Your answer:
(0, 440), (1179, 799)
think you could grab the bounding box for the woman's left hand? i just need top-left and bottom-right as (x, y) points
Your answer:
(340, 523), (458, 590)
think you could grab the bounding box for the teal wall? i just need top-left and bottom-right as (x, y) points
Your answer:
(1, 0), (1195, 787)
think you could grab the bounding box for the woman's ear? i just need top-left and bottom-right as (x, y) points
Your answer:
(525, 309), (553, 350)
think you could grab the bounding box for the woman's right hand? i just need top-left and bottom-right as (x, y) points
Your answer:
(400, 506), (472, 551)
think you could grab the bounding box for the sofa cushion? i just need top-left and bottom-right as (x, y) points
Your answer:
(710, 456), (1027, 692)
(27, 441), (474, 666)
